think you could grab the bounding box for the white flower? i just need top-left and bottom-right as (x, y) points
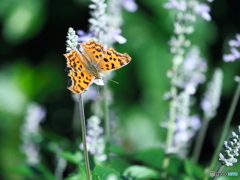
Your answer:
(201, 69), (223, 119)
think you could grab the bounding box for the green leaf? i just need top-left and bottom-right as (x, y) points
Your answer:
(65, 173), (87, 180)
(61, 151), (83, 166)
(133, 148), (164, 169)
(184, 159), (194, 177)
(167, 155), (182, 175)
(65, 169), (99, 180)
(184, 159), (204, 179)
(12, 164), (36, 177)
(110, 157), (131, 173)
(36, 164), (55, 180)
(94, 165), (120, 180)
(123, 165), (160, 180)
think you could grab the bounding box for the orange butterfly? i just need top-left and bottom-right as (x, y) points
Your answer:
(64, 39), (132, 94)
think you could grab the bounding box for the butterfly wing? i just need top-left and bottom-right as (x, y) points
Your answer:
(67, 69), (95, 94)
(98, 47), (132, 72)
(64, 49), (95, 94)
(81, 39), (105, 65)
(64, 49), (88, 71)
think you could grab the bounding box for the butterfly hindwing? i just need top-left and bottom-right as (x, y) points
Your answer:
(67, 69), (94, 94)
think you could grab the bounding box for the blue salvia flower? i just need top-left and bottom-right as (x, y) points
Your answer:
(201, 69), (223, 120)
(164, 0), (213, 21)
(21, 102), (46, 165)
(164, 0), (213, 155)
(219, 126), (240, 166)
(106, 0), (126, 45)
(175, 47), (207, 95)
(78, 0), (108, 43)
(78, 0), (137, 45)
(80, 116), (107, 163)
(223, 34), (240, 62)
(169, 92), (201, 158)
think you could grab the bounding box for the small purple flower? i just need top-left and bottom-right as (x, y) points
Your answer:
(176, 117), (188, 131)
(110, 29), (127, 44)
(194, 3), (211, 21)
(201, 97), (211, 111)
(174, 130), (189, 143)
(223, 34), (240, 62)
(189, 115), (201, 131)
(230, 47), (240, 59)
(229, 34), (240, 47)
(77, 30), (93, 42)
(164, 0), (187, 11)
(184, 82), (197, 95)
(121, 0), (137, 12)
(181, 47), (207, 95)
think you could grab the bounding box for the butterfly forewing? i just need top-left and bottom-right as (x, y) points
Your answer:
(81, 39), (105, 65)
(98, 47), (132, 72)
(64, 49), (88, 72)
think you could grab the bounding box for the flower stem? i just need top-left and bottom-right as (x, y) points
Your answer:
(212, 165), (224, 180)
(78, 94), (92, 180)
(73, 100), (81, 138)
(204, 82), (240, 179)
(103, 79), (110, 165)
(192, 115), (209, 163)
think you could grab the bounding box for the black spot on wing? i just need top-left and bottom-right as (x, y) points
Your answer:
(111, 63), (115, 69)
(104, 58), (108, 62)
(83, 81), (89, 85)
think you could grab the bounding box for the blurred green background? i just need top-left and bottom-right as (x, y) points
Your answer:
(1, 0), (240, 179)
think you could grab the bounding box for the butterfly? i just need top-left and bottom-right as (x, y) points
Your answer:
(64, 39), (132, 94)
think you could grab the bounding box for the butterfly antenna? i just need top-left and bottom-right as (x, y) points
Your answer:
(109, 79), (119, 84)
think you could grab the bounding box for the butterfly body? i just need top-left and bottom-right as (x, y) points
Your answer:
(64, 39), (132, 94)
(85, 59), (101, 79)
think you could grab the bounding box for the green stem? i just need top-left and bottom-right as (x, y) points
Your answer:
(103, 79), (110, 165)
(73, 100), (80, 138)
(192, 115), (209, 163)
(212, 165), (224, 180)
(78, 94), (92, 180)
(204, 82), (240, 179)
(163, 65), (178, 169)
